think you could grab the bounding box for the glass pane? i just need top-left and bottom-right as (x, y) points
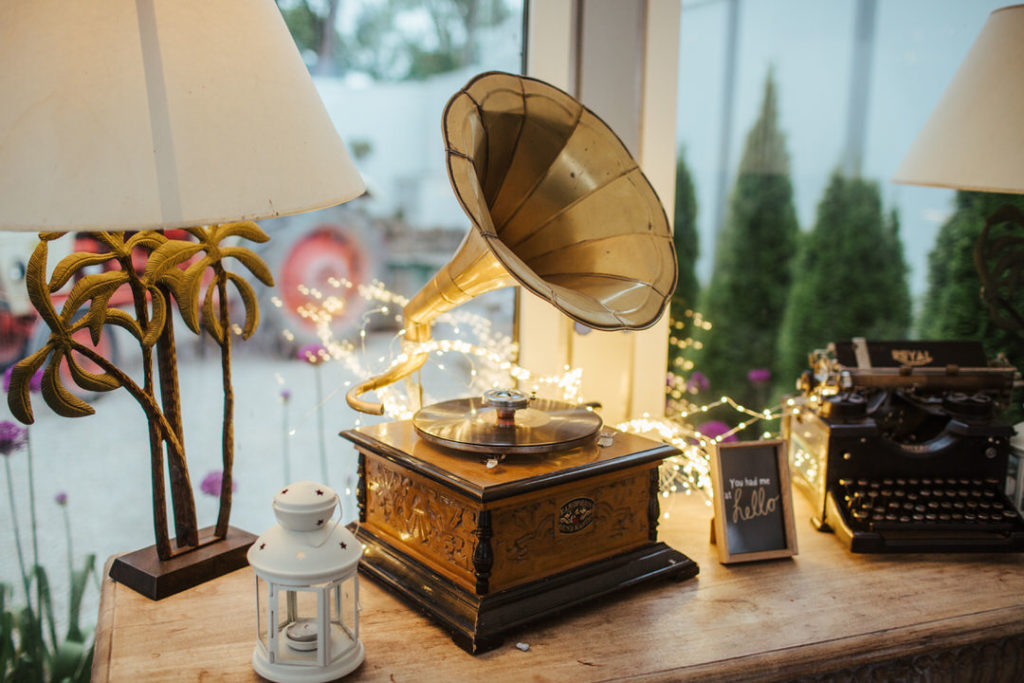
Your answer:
(328, 579), (357, 654)
(261, 0), (526, 428)
(341, 577), (358, 638)
(256, 576), (269, 651)
(277, 587), (322, 667)
(673, 0), (1010, 422)
(0, 1), (524, 642)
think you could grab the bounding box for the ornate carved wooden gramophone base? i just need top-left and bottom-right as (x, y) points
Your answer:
(341, 421), (698, 653)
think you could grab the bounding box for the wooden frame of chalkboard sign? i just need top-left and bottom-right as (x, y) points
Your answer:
(709, 439), (798, 564)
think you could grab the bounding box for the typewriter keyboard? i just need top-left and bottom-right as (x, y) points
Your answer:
(836, 477), (1021, 532)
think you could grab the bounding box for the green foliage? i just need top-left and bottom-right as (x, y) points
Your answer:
(776, 172), (911, 389)
(919, 192), (1024, 340)
(0, 561), (95, 683)
(672, 149), (700, 316)
(668, 150), (700, 376)
(278, 0), (510, 80)
(2, 436), (95, 682)
(695, 71), (799, 409)
(276, 1), (326, 59)
(918, 191), (1024, 419)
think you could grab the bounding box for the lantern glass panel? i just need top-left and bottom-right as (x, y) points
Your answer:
(276, 587), (322, 667)
(329, 578), (358, 643)
(256, 576), (270, 652)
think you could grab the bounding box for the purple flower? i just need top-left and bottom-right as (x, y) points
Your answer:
(696, 420), (737, 443)
(200, 470), (238, 497)
(685, 371), (710, 393)
(280, 388), (292, 402)
(3, 366), (43, 393)
(55, 492), (68, 506)
(0, 420), (28, 456)
(298, 344), (328, 365)
(747, 368), (771, 384)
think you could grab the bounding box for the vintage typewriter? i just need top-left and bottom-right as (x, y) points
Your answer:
(783, 338), (1024, 553)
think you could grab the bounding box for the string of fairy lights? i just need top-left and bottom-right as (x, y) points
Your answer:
(272, 276), (784, 500)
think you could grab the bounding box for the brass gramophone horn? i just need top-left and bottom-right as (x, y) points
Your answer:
(346, 71), (676, 415)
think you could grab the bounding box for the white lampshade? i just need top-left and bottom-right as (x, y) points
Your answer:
(0, 0), (366, 232)
(893, 4), (1024, 194)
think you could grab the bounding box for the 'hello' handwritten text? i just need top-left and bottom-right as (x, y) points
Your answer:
(731, 486), (779, 524)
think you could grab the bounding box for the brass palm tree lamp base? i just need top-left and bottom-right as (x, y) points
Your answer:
(0, 1), (366, 599)
(8, 225), (272, 599)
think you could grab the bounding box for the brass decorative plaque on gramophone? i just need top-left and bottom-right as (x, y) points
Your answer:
(341, 72), (698, 653)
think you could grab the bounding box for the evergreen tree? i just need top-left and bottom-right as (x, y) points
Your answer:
(918, 191), (1024, 375)
(776, 172), (911, 388)
(667, 149), (700, 376)
(672, 149), (700, 317)
(695, 71), (799, 409)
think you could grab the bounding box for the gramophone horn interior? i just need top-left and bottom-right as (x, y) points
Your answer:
(442, 71), (676, 330)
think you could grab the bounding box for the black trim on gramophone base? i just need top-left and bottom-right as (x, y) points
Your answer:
(351, 523), (698, 654)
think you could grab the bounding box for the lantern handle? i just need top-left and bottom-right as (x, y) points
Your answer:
(309, 493), (343, 549)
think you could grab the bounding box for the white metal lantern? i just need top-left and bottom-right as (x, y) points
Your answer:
(248, 481), (364, 682)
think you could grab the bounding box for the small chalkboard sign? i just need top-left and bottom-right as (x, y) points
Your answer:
(709, 439), (797, 564)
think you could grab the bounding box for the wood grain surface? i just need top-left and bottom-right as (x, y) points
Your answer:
(93, 490), (1024, 682)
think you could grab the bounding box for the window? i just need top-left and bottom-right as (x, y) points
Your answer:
(674, 0), (1006, 409)
(0, 0), (524, 637)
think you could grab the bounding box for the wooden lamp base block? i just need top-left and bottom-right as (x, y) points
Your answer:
(355, 524), (697, 653)
(108, 526), (256, 600)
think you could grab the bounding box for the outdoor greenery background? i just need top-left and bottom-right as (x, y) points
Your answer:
(673, 68), (1024, 424)
(5, 3), (1024, 677)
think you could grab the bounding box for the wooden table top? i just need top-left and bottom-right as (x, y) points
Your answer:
(92, 490), (1024, 682)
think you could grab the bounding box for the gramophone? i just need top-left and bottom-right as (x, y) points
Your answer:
(341, 72), (698, 653)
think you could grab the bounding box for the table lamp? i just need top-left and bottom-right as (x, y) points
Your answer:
(893, 4), (1024, 330)
(0, 0), (365, 599)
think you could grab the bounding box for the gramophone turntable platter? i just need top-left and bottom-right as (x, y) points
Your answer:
(412, 391), (602, 455)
